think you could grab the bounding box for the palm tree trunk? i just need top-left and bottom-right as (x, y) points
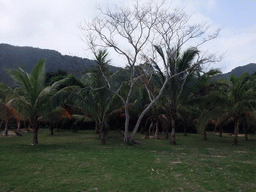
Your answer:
(128, 73), (170, 143)
(140, 119), (145, 134)
(3, 122), (8, 136)
(33, 127), (38, 145)
(183, 122), (187, 136)
(100, 131), (106, 144)
(219, 126), (223, 137)
(50, 123), (54, 135)
(124, 104), (130, 144)
(98, 123), (106, 144)
(234, 120), (239, 145)
(203, 129), (207, 140)
(16, 121), (21, 132)
(26, 121), (31, 132)
(146, 122), (154, 138)
(170, 116), (176, 145)
(180, 117), (187, 136)
(153, 120), (159, 139)
(32, 120), (39, 145)
(13, 121), (22, 136)
(95, 123), (100, 134)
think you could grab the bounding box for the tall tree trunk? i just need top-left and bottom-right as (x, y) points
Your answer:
(16, 121), (21, 132)
(98, 123), (106, 144)
(100, 131), (106, 144)
(32, 120), (39, 145)
(203, 129), (207, 140)
(3, 122), (8, 136)
(26, 121), (31, 132)
(0, 120), (3, 129)
(160, 114), (169, 139)
(183, 122), (187, 136)
(33, 128), (38, 145)
(234, 120), (239, 145)
(140, 119), (145, 134)
(153, 119), (159, 139)
(124, 103), (130, 144)
(180, 116), (187, 136)
(170, 116), (176, 145)
(146, 122), (154, 138)
(95, 123), (100, 134)
(219, 126), (223, 137)
(50, 123), (54, 135)
(128, 74), (170, 143)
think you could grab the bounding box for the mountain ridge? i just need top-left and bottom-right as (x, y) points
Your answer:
(0, 44), (118, 86)
(213, 63), (256, 81)
(0, 43), (255, 86)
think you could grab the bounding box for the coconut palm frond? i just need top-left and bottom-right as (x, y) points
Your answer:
(178, 47), (199, 72)
(5, 67), (30, 90)
(215, 111), (232, 128)
(30, 59), (46, 96)
(71, 114), (94, 123)
(197, 108), (224, 132)
(154, 45), (166, 68)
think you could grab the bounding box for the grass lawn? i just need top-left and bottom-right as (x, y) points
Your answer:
(0, 129), (256, 192)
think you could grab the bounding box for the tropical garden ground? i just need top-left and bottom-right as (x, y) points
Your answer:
(0, 129), (256, 192)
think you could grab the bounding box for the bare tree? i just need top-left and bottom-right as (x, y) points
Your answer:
(80, 0), (221, 144)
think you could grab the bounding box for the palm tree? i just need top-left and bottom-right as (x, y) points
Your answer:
(187, 69), (224, 139)
(52, 50), (122, 144)
(0, 103), (24, 136)
(153, 46), (201, 144)
(0, 59), (51, 144)
(197, 73), (256, 144)
(38, 106), (72, 135)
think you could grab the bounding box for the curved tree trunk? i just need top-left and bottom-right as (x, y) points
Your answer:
(3, 122), (8, 136)
(153, 119), (159, 139)
(26, 121), (31, 132)
(146, 122), (154, 139)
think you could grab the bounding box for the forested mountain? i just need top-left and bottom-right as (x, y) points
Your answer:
(1, 43), (255, 86)
(0, 44), (119, 86)
(213, 63), (256, 81)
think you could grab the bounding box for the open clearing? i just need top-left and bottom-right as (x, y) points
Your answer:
(0, 129), (256, 192)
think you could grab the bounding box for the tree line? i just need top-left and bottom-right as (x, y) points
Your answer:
(1, 0), (255, 145)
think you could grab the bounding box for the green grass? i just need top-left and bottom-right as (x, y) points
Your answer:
(0, 129), (256, 192)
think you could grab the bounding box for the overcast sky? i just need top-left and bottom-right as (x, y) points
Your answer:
(1, 0), (255, 73)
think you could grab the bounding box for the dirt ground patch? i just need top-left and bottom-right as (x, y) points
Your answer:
(0, 128), (32, 137)
(210, 132), (246, 137)
(211, 155), (226, 158)
(234, 151), (247, 153)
